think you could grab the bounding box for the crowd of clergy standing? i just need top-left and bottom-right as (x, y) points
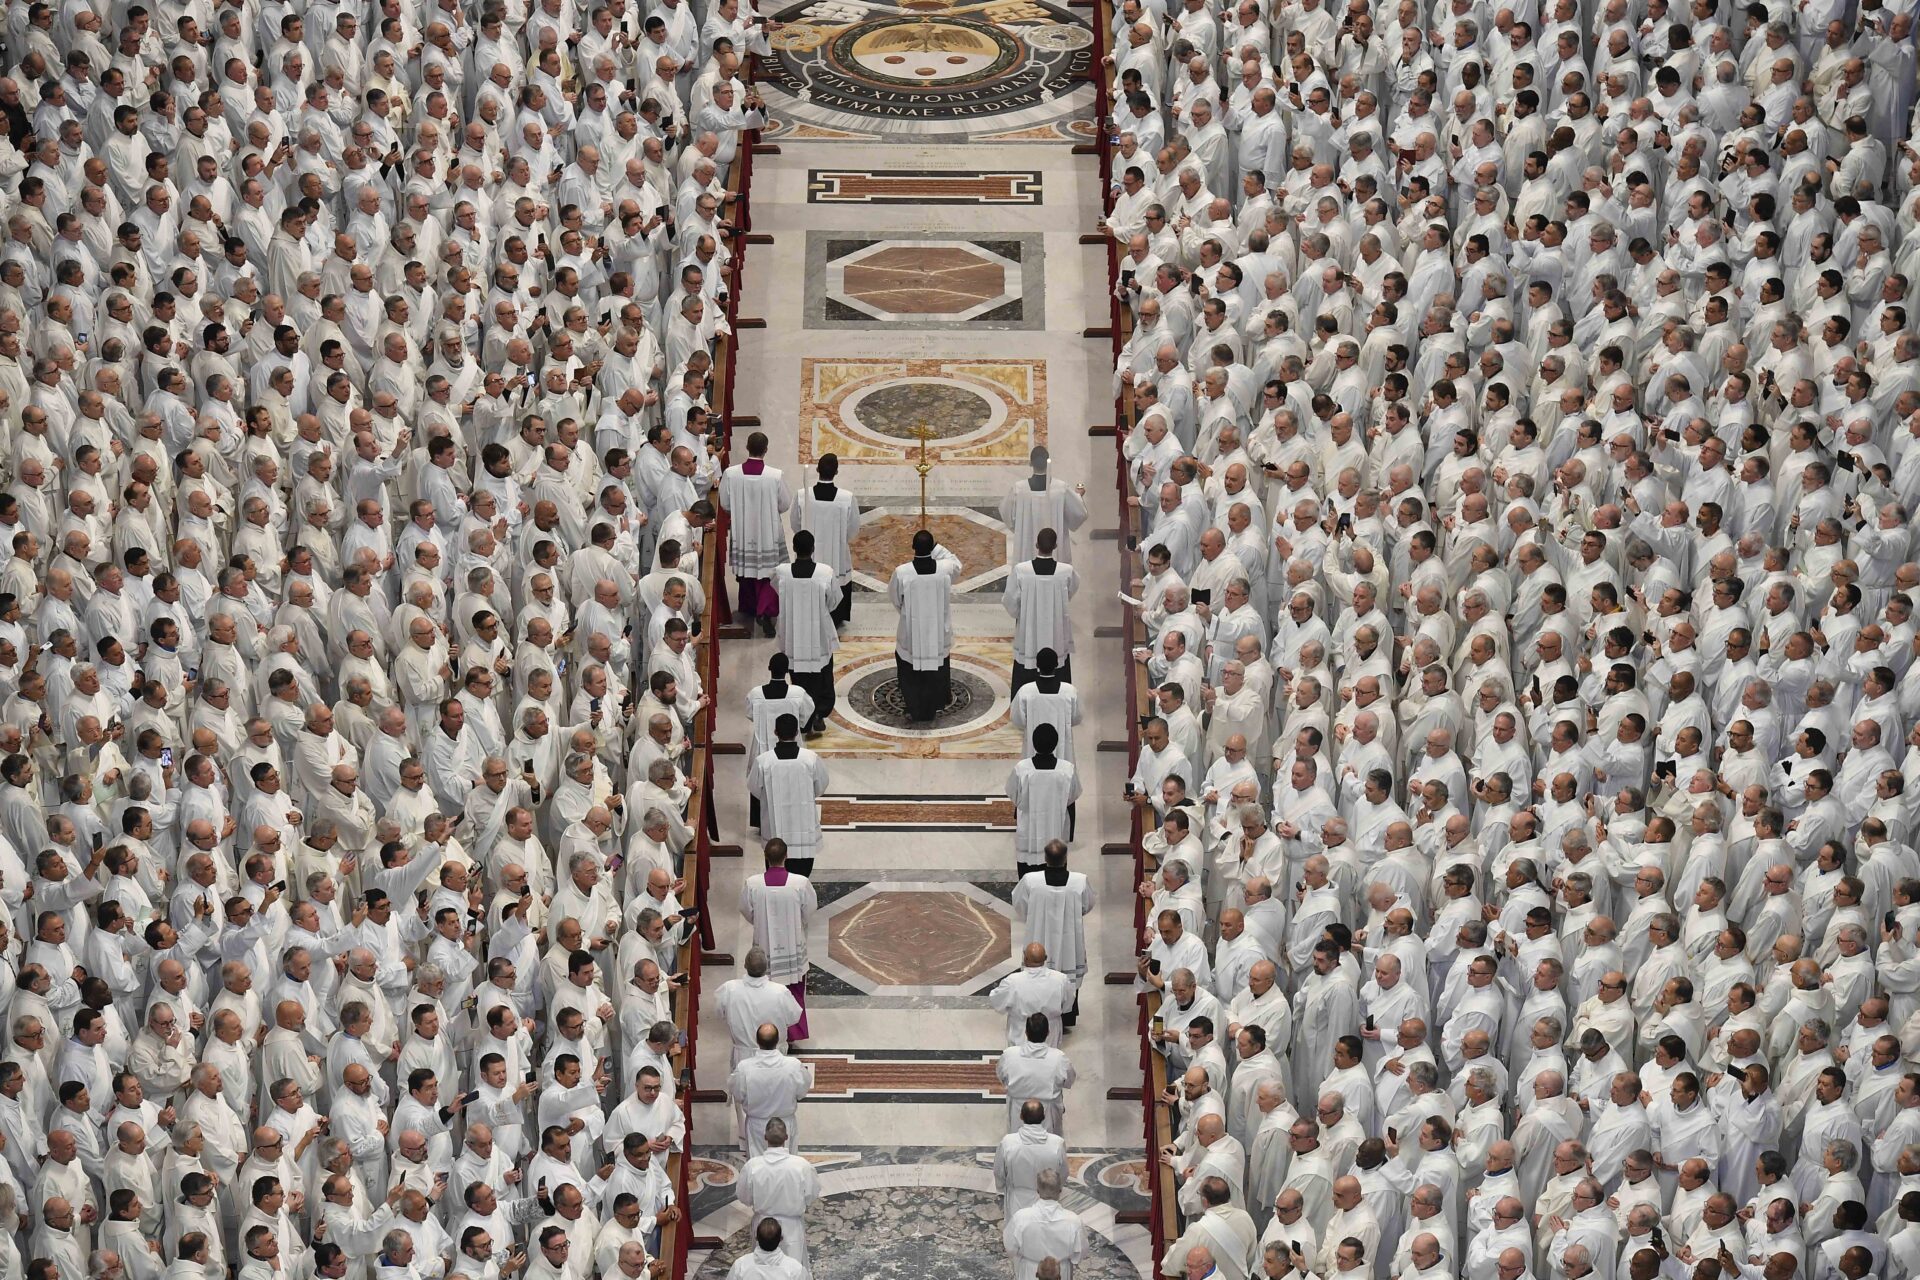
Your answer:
(0, 0), (797, 1271)
(1086, 0), (1920, 1270)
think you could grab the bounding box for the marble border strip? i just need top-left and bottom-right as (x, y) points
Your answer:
(805, 993), (994, 1010)
(807, 867), (1019, 884)
(797, 1046), (1011, 1059)
(817, 792), (1017, 831)
(794, 1050), (1003, 1101)
(769, 113), (1093, 145)
(807, 169), (1045, 204)
(759, 85), (1095, 144)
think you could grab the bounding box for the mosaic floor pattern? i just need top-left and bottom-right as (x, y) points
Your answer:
(810, 634), (1021, 758)
(846, 506), (1009, 593)
(688, 1151), (1151, 1280)
(800, 357), (1048, 467)
(759, 0), (1096, 143)
(694, 1183), (1139, 1280)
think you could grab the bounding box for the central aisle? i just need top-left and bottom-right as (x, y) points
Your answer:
(685, 132), (1152, 1276)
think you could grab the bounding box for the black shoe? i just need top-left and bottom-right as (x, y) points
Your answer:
(759, 616), (776, 637)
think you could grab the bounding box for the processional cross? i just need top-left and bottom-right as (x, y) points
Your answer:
(912, 424), (938, 525)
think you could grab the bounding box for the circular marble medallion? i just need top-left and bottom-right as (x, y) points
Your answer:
(834, 16), (1018, 85)
(768, 21), (830, 50)
(844, 665), (994, 730)
(768, 20), (829, 50)
(1024, 21), (1092, 49)
(759, 0), (1094, 138)
(848, 380), (996, 440)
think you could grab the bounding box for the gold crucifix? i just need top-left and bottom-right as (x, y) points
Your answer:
(912, 424), (937, 524)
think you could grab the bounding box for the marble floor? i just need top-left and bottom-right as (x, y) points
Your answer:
(688, 1147), (1149, 1280)
(695, 33), (1148, 1270)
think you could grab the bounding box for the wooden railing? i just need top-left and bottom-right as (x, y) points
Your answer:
(658, 129), (757, 1280)
(1091, 27), (1182, 1266)
(1118, 339), (1180, 1267)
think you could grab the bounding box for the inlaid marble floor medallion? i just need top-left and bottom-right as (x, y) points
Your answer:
(808, 231), (1044, 329)
(760, 0), (1095, 142)
(690, 1147), (1154, 1217)
(845, 664), (995, 730)
(800, 357), (1046, 466)
(805, 635), (1021, 757)
(692, 1183), (1140, 1280)
(858, 381), (995, 437)
(848, 246), (1005, 315)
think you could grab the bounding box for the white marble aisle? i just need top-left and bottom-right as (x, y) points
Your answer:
(684, 135), (1153, 1278)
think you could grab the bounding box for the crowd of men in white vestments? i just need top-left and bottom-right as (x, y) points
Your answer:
(0, 0), (817, 1271)
(1076, 0), (1920, 1268)
(30, 0), (1920, 1269)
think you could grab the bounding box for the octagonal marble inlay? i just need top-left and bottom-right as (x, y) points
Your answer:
(809, 881), (1019, 995)
(829, 240), (1021, 323)
(842, 667), (999, 734)
(841, 244), (1008, 316)
(830, 890), (1010, 984)
(806, 232), (1044, 330)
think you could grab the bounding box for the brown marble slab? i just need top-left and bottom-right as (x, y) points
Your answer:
(849, 512), (1006, 585)
(818, 795), (1017, 829)
(842, 245), (1008, 315)
(800, 1054), (1005, 1097)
